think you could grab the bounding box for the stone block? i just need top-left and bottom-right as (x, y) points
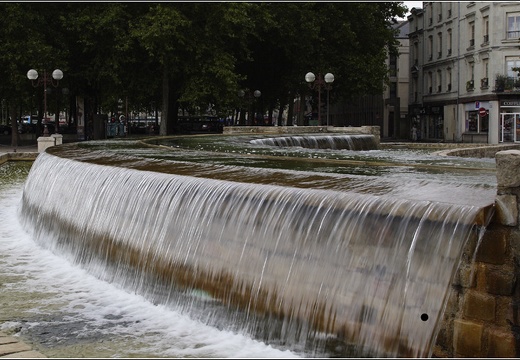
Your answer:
(476, 229), (509, 265)
(475, 263), (488, 292)
(37, 136), (55, 153)
(51, 133), (63, 146)
(485, 268), (516, 296)
(487, 328), (516, 357)
(457, 264), (477, 288)
(454, 319), (483, 357)
(463, 290), (496, 322)
(496, 150), (520, 188)
(495, 195), (518, 227)
(495, 296), (515, 327)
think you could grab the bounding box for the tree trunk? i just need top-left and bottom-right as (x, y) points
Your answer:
(9, 100), (20, 147)
(286, 92), (294, 126)
(160, 66), (169, 136)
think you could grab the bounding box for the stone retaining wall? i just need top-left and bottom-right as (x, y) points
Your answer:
(0, 152), (39, 166)
(433, 150), (520, 357)
(223, 125), (381, 146)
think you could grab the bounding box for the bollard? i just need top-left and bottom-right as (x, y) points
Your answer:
(51, 133), (63, 146)
(37, 136), (56, 153)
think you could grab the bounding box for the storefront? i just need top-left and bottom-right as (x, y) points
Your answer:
(462, 101), (490, 143)
(499, 100), (520, 143)
(409, 105), (444, 141)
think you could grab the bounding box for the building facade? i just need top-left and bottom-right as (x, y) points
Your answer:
(408, 2), (520, 144)
(383, 20), (411, 139)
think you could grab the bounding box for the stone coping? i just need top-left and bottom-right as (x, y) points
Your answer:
(0, 153), (39, 166)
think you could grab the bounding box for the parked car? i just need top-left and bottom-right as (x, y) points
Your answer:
(0, 124), (12, 135)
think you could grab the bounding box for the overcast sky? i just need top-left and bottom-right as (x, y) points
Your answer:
(401, 1), (423, 18)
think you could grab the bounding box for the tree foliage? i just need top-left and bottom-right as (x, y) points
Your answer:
(0, 2), (407, 139)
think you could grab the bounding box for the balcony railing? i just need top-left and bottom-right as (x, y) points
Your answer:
(428, 86), (433, 94)
(447, 9), (452, 18)
(466, 80), (474, 91)
(507, 30), (520, 39)
(469, 38), (475, 47)
(483, 34), (489, 43)
(447, 48), (452, 56)
(481, 78), (489, 89)
(438, 85), (442, 93)
(447, 83), (452, 91)
(438, 51), (442, 58)
(494, 75), (520, 92)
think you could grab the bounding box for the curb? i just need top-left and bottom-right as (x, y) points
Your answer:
(0, 332), (46, 358)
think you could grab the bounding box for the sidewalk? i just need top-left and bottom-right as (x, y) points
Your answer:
(0, 145), (39, 154)
(0, 332), (46, 358)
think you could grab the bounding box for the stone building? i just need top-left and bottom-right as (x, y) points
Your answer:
(408, 2), (520, 144)
(383, 20), (411, 140)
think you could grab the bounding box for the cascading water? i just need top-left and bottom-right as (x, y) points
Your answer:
(249, 134), (378, 150)
(17, 144), (495, 358)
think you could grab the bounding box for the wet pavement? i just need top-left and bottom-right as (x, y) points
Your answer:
(0, 332), (46, 358)
(0, 145), (38, 155)
(0, 145), (44, 358)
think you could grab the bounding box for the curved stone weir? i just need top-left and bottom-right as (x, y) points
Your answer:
(249, 134), (378, 150)
(18, 149), (495, 357)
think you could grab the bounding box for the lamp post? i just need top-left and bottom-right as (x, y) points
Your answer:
(27, 69), (63, 136)
(305, 72), (334, 127)
(55, 87), (69, 134)
(238, 89), (261, 125)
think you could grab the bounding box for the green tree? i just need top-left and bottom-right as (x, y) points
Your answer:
(131, 2), (253, 135)
(0, 3), (68, 145)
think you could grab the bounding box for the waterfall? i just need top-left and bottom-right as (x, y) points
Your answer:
(250, 134), (378, 150)
(18, 152), (489, 357)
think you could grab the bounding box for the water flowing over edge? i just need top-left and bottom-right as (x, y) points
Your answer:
(249, 134), (378, 150)
(18, 152), (488, 357)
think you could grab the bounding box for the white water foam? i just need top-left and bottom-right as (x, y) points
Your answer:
(0, 181), (299, 358)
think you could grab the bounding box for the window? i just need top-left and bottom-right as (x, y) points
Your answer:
(506, 56), (520, 77)
(507, 13), (520, 39)
(428, 35), (433, 60)
(466, 111), (488, 133)
(447, 68), (452, 91)
(390, 82), (397, 99)
(447, 29), (452, 55)
(389, 54), (397, 77)
(469, 21), (475, 47)
(438, 32), (443, 58)
(466, 64), (475, 91)
(483, 16), (489, 43)
(428, 72), (433, 93)
(437, 70), (442, 92)
(481, 59), (489, 88)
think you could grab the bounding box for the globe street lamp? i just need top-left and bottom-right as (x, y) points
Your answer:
(238, 89), (261, 125)
(305, 72), (334, 127)
(27, 69), (63, 136)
